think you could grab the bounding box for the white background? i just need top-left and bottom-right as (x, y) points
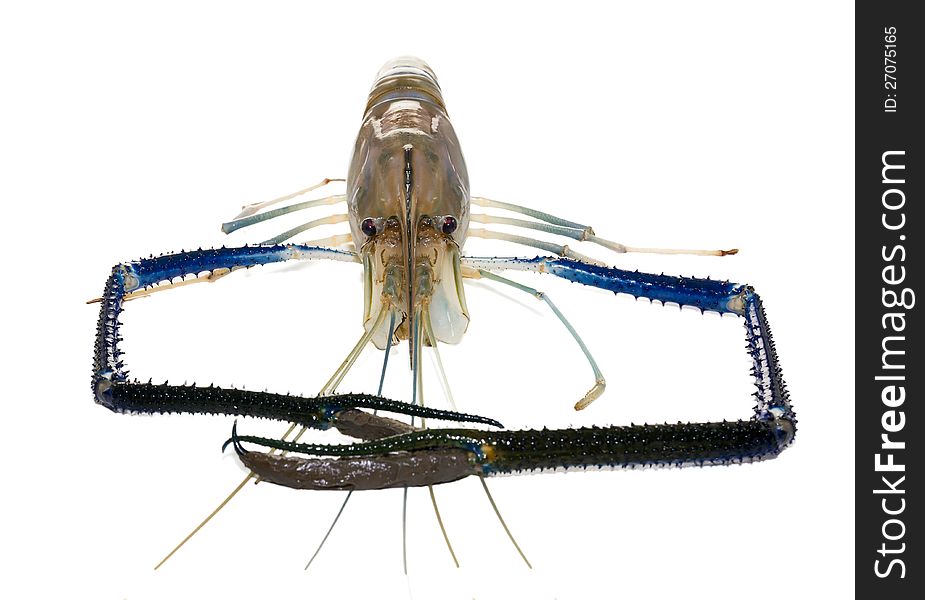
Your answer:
(1, 2), (853, 599)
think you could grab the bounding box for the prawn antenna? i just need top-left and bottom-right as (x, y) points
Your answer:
(377, 311), (398, 398)
(403, 311), (425, 574)
(305, 309), (399, 571)
(479, 476), (532, 569)
(425, 308), (531, 569)
(415, 311), (460, 568)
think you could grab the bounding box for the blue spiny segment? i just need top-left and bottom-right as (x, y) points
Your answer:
(741, 289), (796, 441)
(93, 269), (128, 389)
(546, 258), (743, 314)
(467, 256), (745, 315)
(92, 246), (502, 431)
(125, 244), (355, 291)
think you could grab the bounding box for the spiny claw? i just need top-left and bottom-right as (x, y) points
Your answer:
(221, 421), (249, 456)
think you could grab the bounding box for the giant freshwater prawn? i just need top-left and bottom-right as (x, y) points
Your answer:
(92, 57), (795, 570)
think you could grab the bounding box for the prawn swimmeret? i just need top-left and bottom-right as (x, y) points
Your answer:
(91, 57), (795, 569)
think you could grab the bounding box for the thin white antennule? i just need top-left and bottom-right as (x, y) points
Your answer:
(479, 476), (533, 569)
(402, 487), (410, 575)
(428, 486), (459, 568)
(154, 475), (253, 570)
(323, 308), (388, 393)
(402, 315), (426, 574)
(420, 309), (460, 568)
(424, 308), (531, 569)
(423, 314), (456, 411)
(305, 310), (399, 571)
(304, 491), (353, 570)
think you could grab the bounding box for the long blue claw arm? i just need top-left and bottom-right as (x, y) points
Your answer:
(231, 257), (795, 483)
(92, 245), (503, 431)
(465, 256), (748, 314)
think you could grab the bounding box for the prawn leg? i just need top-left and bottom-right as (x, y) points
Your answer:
(92, 245), (502, 437)
(471, 196), (737, 256)
(232, 417), (792, 477)
(229, 257), (793, 482)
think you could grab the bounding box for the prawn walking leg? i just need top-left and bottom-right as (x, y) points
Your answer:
(470, 268), (606, 410)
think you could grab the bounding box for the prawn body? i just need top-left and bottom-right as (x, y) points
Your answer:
(349, 57), (470, 351)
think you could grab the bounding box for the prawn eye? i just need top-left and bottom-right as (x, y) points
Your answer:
(361, 217), (377, 237)
(441, 215), (458, 235)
